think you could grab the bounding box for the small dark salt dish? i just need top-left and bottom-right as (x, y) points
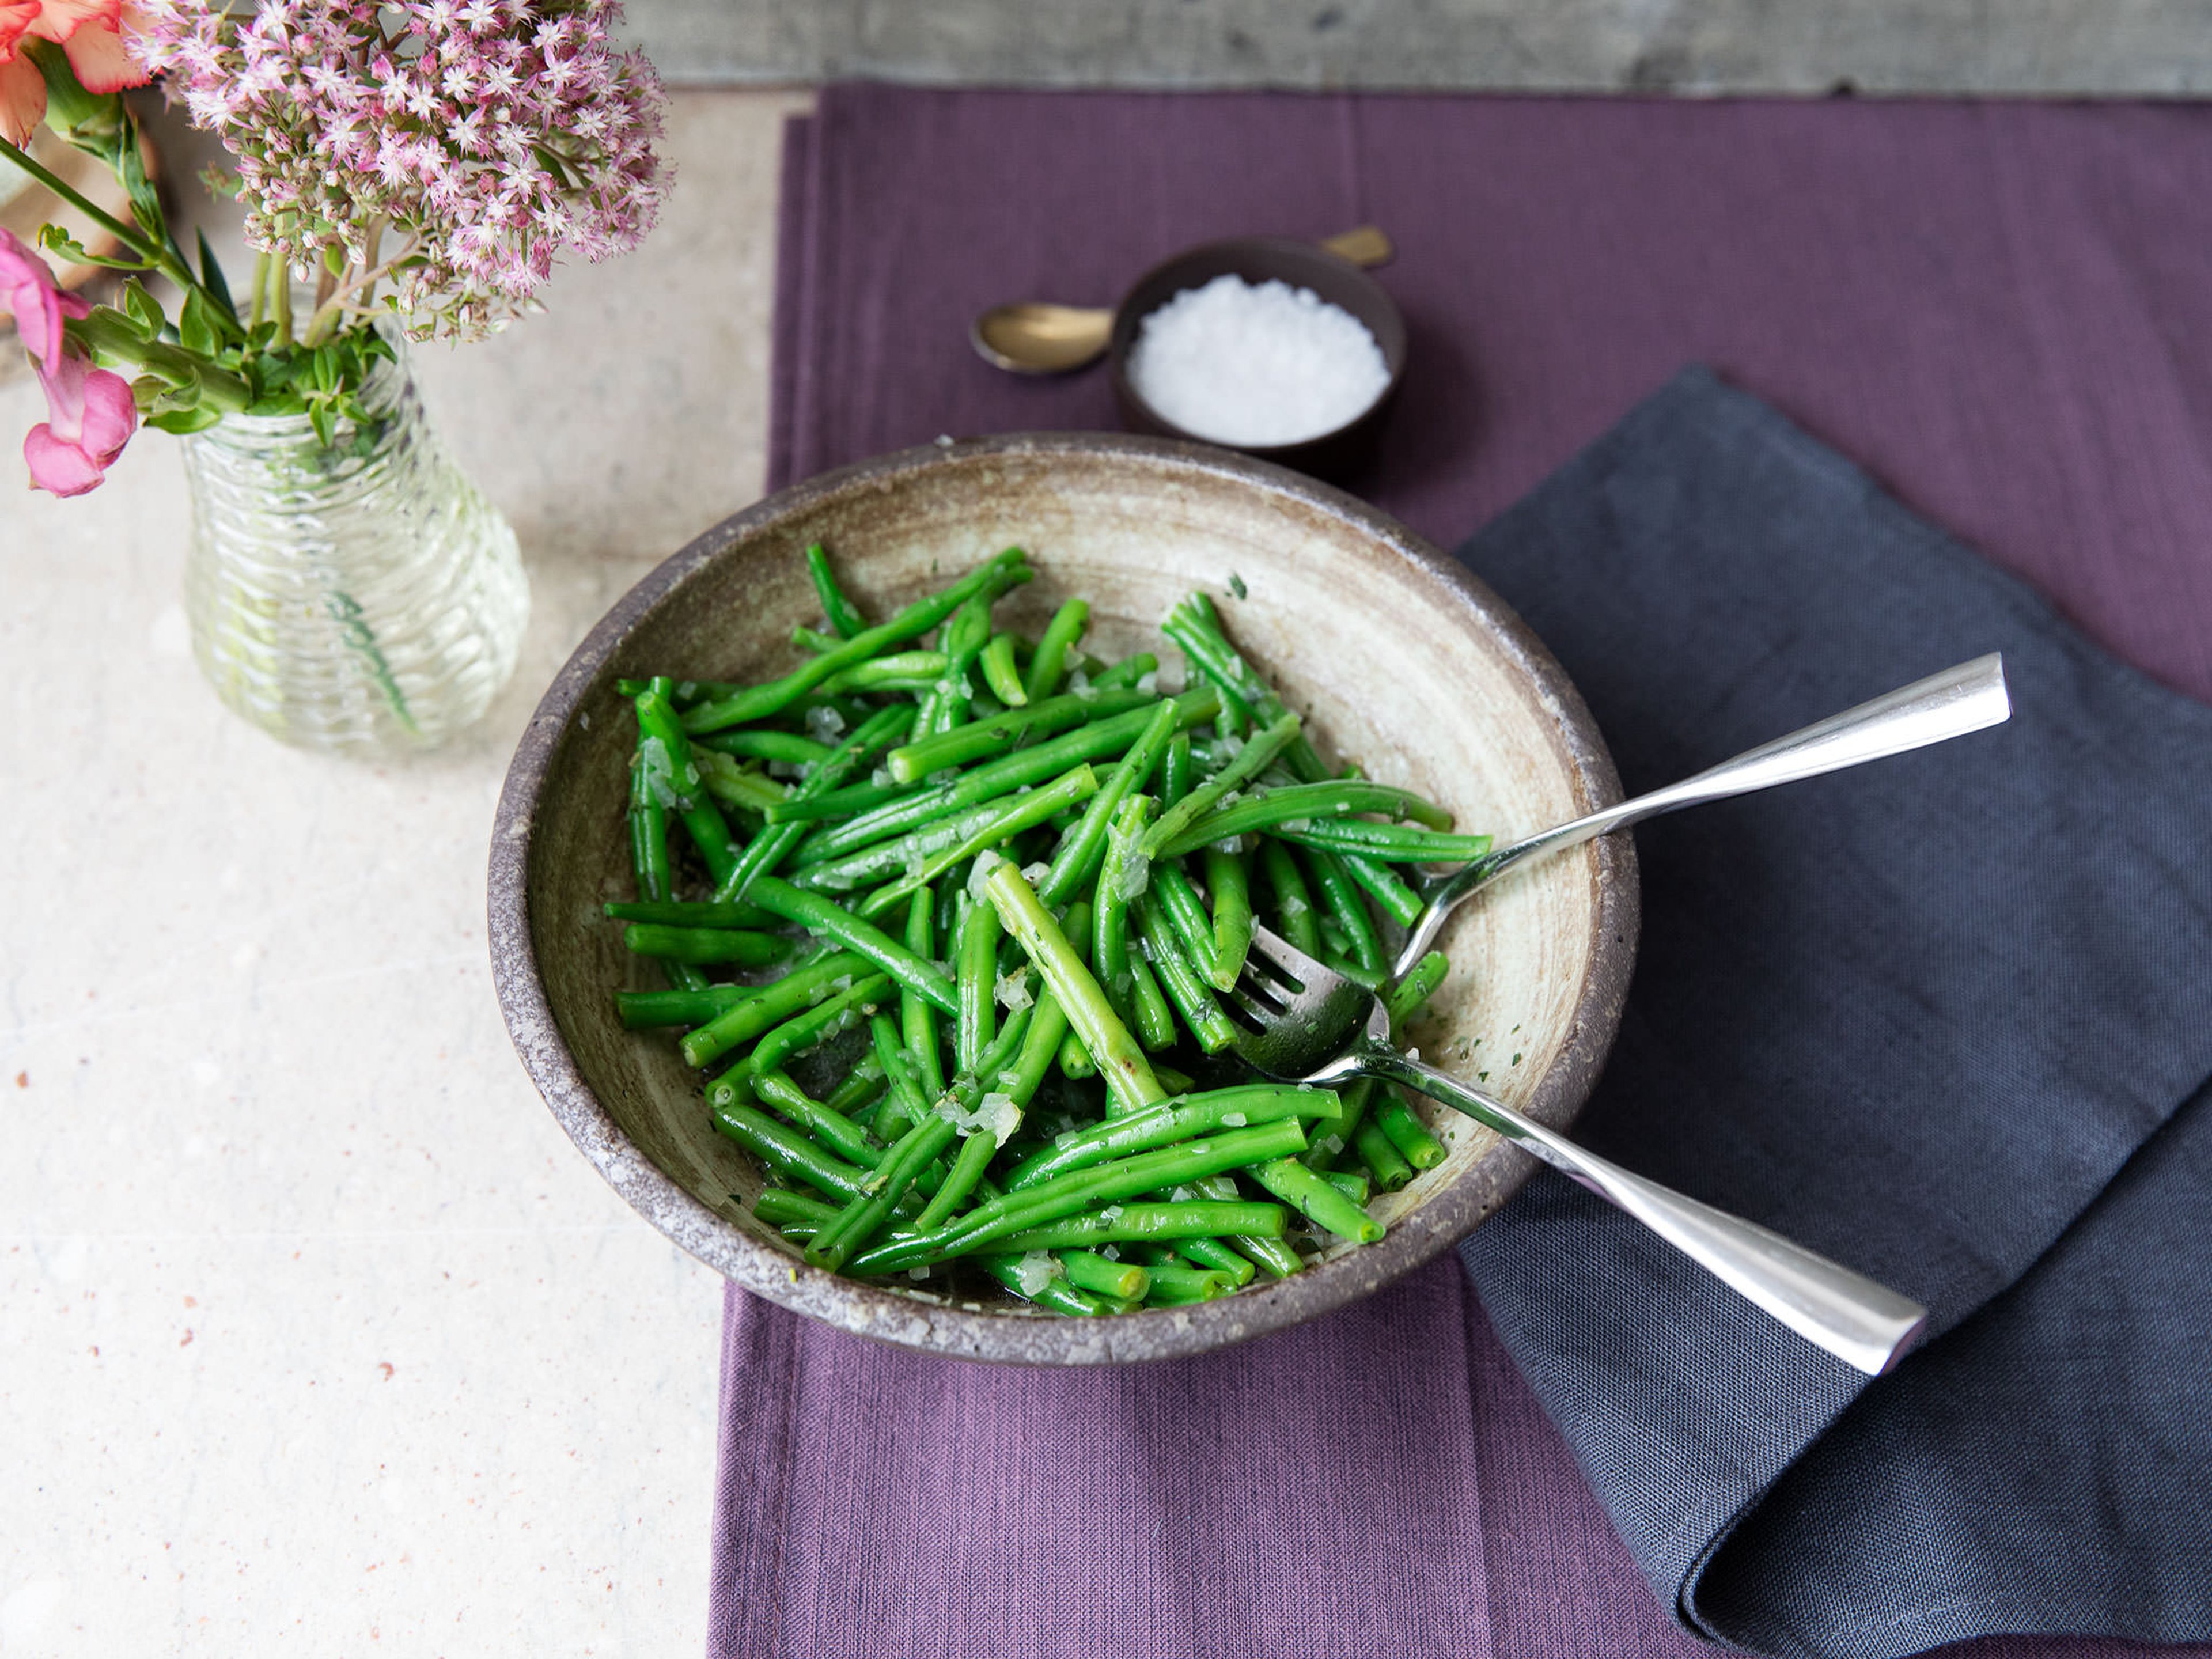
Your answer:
(1109, 236), (1409, 479)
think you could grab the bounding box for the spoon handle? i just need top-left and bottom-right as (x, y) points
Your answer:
(1360, 1046), (1929, 1376)
(1394, 653), (2011, 974)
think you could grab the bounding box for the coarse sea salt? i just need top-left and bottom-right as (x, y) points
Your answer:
(1126, 275), (1391, 446)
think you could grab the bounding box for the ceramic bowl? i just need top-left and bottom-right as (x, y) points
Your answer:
(1107, 236), (1409, 478)
(488, 432), (1637, 1364)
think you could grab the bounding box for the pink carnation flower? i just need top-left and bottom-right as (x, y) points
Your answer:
(0, 226), (137, 494)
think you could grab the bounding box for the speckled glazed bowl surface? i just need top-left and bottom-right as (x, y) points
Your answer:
(489, 433), (1637, 1364)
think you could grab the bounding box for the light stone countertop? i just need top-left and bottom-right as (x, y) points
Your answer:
(1, 89), (813, 1658)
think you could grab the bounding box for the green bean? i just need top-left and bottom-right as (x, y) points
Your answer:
(1249, 1157), (1384, 1243)
(993, 1200), (1287, 1252)
(740, 877), (956, 1015)
(1389, 952), (1451, 1026)
(851, 1118), (1309, 1272)
(1124, 953), (1177, 1051)
(975, 1253), (1112, 1316)
(603, 899), (778, 930)
(1056, 1029), (1096, 1078)
(825, 1055), (888, 1118)
(685, 547), (1029, 732)
(1355, 1123), (1414, 1192)
(763, 781), (907, 824)
(1092, 795), (1148, 1012)
(1272, 820), (1494, 863)
(1005, 983), (1073, 1107)
(712, 704), (916, 902)
(1090, 652), (1157, 691)
(801, 690), (1218, 866)
(695, 730), (834, 769)
(1376, 1096), (1447, 1169)
(627, 727), (674, 904)
(1137, 887), (1237, 1054)
(1156, 780), (1454, 858)
(1338, 851), (1426, 927)
(1142, 710), (1304, 856)
(754, 1071), (881, 1167)
(707, 971), (893, 1105)
(755, 1187), (840, 1230)
(1038, 700), (1179, 908)
(899, 889), (946, 1096)
(692, 753), (788, 817)
(868, 1010), (932, 1142)
(790, 624), (843, 655)
(983, 857), (1166, 1116)
(911, 1128), (997, 1232)
(1004, 1084), (1332, 1190)
(1024, 598), (1089, 702)
(955, 893), (1000, 1073)
(622, 925), (791, 967)
(1303, 846), (1384, 974)
(679, 950), (871, 1068)
(916, 590), (994, 736)
(1302, 1078), (1373, 1171)
(1202, 846), (1253, 991)
(616, 983), (756, 1029)
(711, 1101), (873, 1200)
(1233, 1235), (1306, 1278)
(855, 763), (1100, 919)
(1255, 837), (1321, 957)
(980, 632), (1028, 706)
(882, 687), (1151, 785)
(1142, 1261), (1234, 1303)
(804, 1111), (956, 1270)
(1150, 863), (1221, 984)
(805, 541), (868, 639)
(1320, 1168), (1372, 1204)
(1162, 731), (1194, 808)
(1162, 1236), (1257, 1285)
(636, 687), (741, 888)
(1059, 1249), (1149, 1300)
(819, 650), (947, 696)
(1162, 592), (1334, 781)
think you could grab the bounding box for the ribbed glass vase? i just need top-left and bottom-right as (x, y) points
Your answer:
(180, 340), (528, 755)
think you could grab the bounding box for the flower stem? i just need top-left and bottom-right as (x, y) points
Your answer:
(273, 264), (293, 347)
(249, 252), (269, 330)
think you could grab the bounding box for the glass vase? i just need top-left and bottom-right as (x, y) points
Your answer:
(180, 339), (528, 755)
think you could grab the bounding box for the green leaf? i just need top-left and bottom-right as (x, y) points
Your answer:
(146, 405), (226, 436)
(179, 290), (220, 358)
(195, 230), (237, 317)
(118, 134), (162, 243)
(308, 403), (337, 449)
(120, 278), (164, 339)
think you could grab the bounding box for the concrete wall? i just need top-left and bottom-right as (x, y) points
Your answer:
(627, 0), (2212, 96)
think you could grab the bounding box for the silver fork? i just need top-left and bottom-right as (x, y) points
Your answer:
(1393, 654), (2011, 976)
(1229, 923), (1929, 1375)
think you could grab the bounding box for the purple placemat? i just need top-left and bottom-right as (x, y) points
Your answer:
(711, 87), (2212, 1659)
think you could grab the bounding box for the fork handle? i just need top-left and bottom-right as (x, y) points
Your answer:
(1363, 1049), (1928, 1376)
(1393, 654), (2010, 975)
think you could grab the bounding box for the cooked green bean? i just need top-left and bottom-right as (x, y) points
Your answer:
(1202, 846), (1253, 992)
(679, 950), (872, 1068)
(955, 893), (1000, 1073)
(711, 1100), (873, 1200)
(1162, 730), (1194, 809)
(686, 547), (1029, 732)
(713, 704), (915, 902)
(1142, 710), (1303, 856)
(1249, 1157), (1384, 1243)
(1124, 953), (1177, 1051)
(825, 1055), (888, 1119)
(622, 924), (791, 967)
(1038, 700), (1179, 908)
(1089, 652), (1157, 691)
(1141, 1260), (1234, 1303)
(983, 856), (1165, 1116)
(754, 1071), (881, 1167)
(856, 763), (1100, 919)
(1256, 838), (1320, 957)
(1004, 1084), (1330, 1190)
(800, 690), (1218, 866)
(1375, 1096), (1448, 1169)
(1059, 1249), (1149, 1300)
(617, 983), (756, 1029)
(1155, 780), (1455, 858)
(636, 687), (741, 888)
(1024, 597), (1089, 702)
(1136, 888), (1237, 1054)
(975, 1253), (1112, 1316)
(1336, 851), (1426, 927)
(899, 889), (946, 1097)
(1302, 846), (1384, 974)
(1272, 819), (1494, 863)
(1355, 1122), (1414, 1192)
(993, 1200), (1287, 1252)
(706, 971), (893, 1106)
(804, 1112), (955, 1271)
(819, 650), (947, 696)
(980, 631), (1028, 706)
(882, 687), (1150, 785)
(755, 1187), (841, 1230)
(805, 541), (868, 639)
(741, 877), (956, 1015)
(790, 624), (843, 655)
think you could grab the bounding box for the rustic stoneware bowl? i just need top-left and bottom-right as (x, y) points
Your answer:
(489, 432), (1637, 1364)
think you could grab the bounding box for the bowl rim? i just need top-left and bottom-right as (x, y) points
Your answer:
(488, 430), (1638, 1365)
(1107, 234), (1410, 459)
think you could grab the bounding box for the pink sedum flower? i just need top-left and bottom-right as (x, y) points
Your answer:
(0, 0), (154, 149)
(129, 0), (670, 342)
(0, 226), (137, 494)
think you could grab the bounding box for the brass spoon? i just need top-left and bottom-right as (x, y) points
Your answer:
(970, 225), (1395, 376)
